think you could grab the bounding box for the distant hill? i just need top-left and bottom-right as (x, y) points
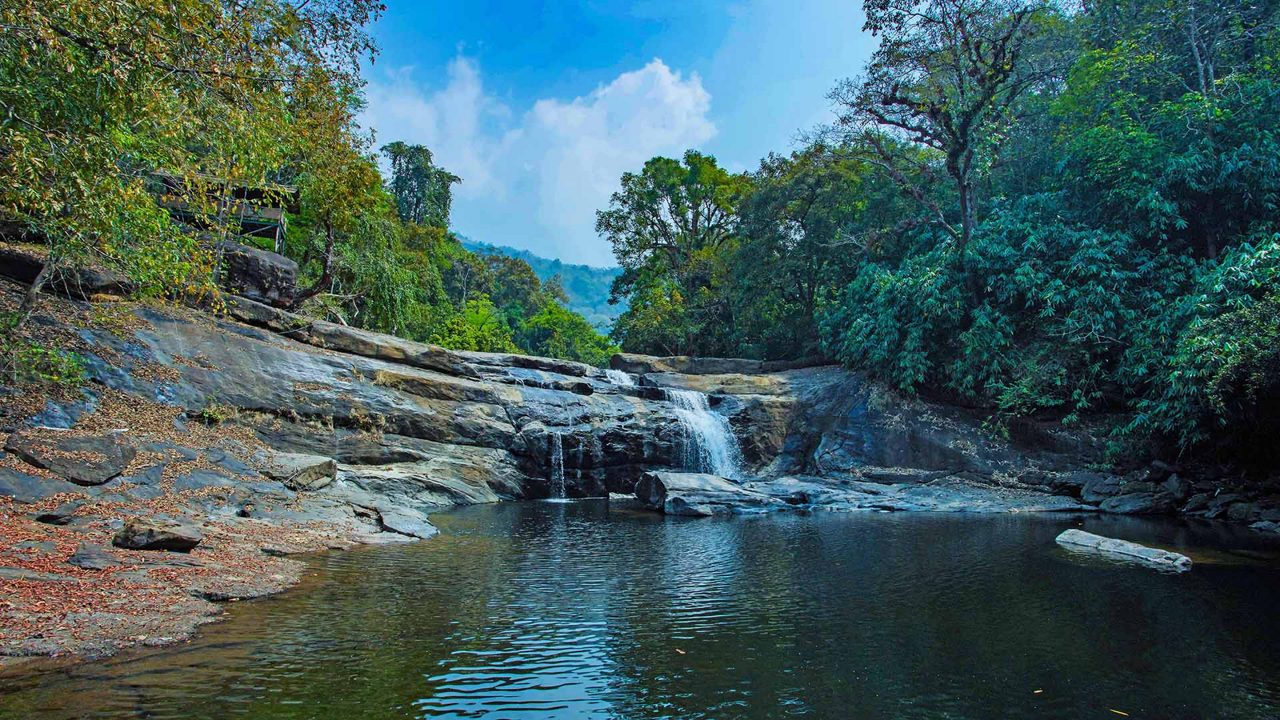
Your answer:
(461, 238), (626, 331)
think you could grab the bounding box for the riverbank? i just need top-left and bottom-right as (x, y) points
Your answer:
(3, 270), (1279, 667)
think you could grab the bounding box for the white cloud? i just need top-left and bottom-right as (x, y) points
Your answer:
(360, 58), (715, 266)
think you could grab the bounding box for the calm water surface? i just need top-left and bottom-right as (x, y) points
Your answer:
(4, 502), (1280, 719)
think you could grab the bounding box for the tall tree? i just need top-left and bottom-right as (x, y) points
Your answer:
(381, 142), (461, 228)
(597, 150), (750, 301)
(830, 0), (1049, 255)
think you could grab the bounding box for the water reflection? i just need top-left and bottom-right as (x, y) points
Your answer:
(3, 503), (1280, 719)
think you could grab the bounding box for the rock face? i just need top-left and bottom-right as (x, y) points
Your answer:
(0, 244), (133, 299)
(113, 517), (204, 552)
(4, 429), (136, 486)
(217, 241), (297, 307)
(1055, 529), (1192, 571)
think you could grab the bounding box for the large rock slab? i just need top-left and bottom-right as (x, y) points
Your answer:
(635, 471), (783, 517)
(113, 517), (203, 552)
(1055, 529), (1191, 571)
(67, 543), (122, 570)
(5, 429), (136, 486)
(0, 467), (82, 503)
(222, 296), (477, 378)
(0, 243), (133, 298)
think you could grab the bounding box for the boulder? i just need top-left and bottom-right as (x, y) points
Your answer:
(1055, 529), (1191, 571)
(113, 517), (203, 552)
(254, 450), (336, 491)
(634, 471), (782, 517)
(5, 429), (136, 486)
(0, 244), (133, 298)
(1099, 492), (1177, 515)
(217, 241), (297, 307)
(67, 543), (121, 570)
(376, 506), (438, 539)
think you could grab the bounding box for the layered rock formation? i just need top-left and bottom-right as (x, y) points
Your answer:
(2, 248), (1279, 662)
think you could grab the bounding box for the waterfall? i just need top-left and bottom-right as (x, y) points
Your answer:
(666, 389), (743, 479)
(549, 432), (565, 499)
(604, 369), (635, 387)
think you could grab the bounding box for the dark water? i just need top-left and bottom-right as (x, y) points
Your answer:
(4, 502), (1280, 719)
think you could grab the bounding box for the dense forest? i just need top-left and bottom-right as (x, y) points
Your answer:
(1, 0), (617, 368)
(2, 0), (1278, 466)
(599, 0), (1280, 466)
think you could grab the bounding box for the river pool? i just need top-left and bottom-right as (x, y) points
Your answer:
(3, 501), (1280, 719)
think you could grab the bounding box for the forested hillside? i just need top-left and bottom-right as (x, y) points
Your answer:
(0, 1), (615, 367)
(599, 0), (1280, 466)
(3, 0), (1277, 467)
(461, 239), (625, 331)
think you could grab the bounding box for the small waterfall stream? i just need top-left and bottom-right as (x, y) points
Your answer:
(548, 432), (565, 499)
(604, 368), (744, 479)
(604, 369), (635, 387)
(666, 389), (743, 479)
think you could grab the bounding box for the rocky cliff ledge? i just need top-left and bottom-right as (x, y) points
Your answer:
(2, 272), (1277, 664)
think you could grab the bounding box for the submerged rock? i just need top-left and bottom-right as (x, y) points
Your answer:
(113, 517), (203, 552)
(1055, 529), (1191, 571)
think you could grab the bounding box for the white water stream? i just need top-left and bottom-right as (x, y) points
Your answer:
(666, 388), (743, 479)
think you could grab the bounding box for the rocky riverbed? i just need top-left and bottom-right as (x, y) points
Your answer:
(2, 247), (1279, 666)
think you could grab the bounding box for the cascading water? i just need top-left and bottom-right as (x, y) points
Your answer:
(666, 389), (743, 479)
(604, 369), (635, 387)
(548, 432), (566, 499)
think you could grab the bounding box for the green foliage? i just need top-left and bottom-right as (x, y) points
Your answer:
(0, 313), (85, 388)
(196, 402), (236, 426)
(461, 239), (625, 330)
(381, 142), (461, 228)
(516, 302), (619, 367)
(599, 0), (1280, 466)
(430, 297), (519, 353)
(1, 0), (383, 310)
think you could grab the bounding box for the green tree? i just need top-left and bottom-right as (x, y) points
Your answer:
(598, 150), (750, 356)
(830, 0), (1051, 255)
(381, 142), (461, 228)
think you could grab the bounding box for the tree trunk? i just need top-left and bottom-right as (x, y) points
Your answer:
(17, 257), (55, 323)
(291, 222), (336, 307)
(957, 179), (975, 257)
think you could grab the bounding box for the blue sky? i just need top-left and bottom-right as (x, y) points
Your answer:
(360, 1), (874, 266)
